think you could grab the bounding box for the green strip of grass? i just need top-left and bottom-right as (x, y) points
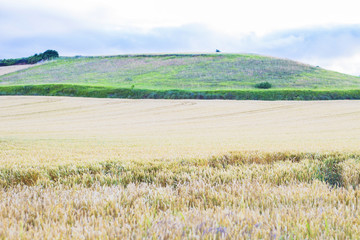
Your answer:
(1, 84), (360, 100)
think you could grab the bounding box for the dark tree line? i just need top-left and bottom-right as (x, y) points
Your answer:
(0, 50), (59, 66)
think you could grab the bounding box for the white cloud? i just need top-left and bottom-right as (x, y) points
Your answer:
(1, 0), (360, 75)
(2, 0), (360, 35)
(321, 54), (360, 76)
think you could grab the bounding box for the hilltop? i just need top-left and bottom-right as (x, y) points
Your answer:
(0, 53), (360, 100)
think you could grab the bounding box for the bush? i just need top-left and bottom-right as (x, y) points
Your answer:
(42, 50), (59, 60)
(255, 82), (272, 89)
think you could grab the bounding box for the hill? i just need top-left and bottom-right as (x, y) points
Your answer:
(1, 53), (360, 100)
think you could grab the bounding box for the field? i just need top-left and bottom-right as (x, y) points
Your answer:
(1, 96), (360, 239)
(1, 54), (360, 91)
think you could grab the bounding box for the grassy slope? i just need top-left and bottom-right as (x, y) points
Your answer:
(1, 53), (360, 99)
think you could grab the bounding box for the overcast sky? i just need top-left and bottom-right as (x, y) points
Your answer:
(1, 0), (360, 75)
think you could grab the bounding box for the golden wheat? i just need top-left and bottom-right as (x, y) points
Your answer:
(1, 96), (360, 239)
(1, 96), (359, 166)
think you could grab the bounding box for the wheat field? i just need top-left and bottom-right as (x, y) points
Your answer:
(1, 96), (360, 239)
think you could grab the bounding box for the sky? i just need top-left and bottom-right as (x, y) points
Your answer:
(1, 0), (360, 75)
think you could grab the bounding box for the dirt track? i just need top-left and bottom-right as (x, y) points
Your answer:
(0, 64), (34, 76)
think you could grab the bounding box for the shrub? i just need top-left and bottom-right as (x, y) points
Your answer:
(42, 50), (59, 59)
(255, 82), (272, 89)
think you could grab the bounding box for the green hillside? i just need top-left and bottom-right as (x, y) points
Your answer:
(1, 53), (360, 100)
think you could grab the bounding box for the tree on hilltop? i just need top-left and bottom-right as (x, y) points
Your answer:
(0, 50), (59, 66)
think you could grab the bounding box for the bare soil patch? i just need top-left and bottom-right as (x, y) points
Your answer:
(0, 64), (34, 76)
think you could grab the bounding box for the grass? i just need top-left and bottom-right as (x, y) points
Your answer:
(1, 54), (359, 91)
(1, 53), (359, 100)
(1, 84), (360, 100)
